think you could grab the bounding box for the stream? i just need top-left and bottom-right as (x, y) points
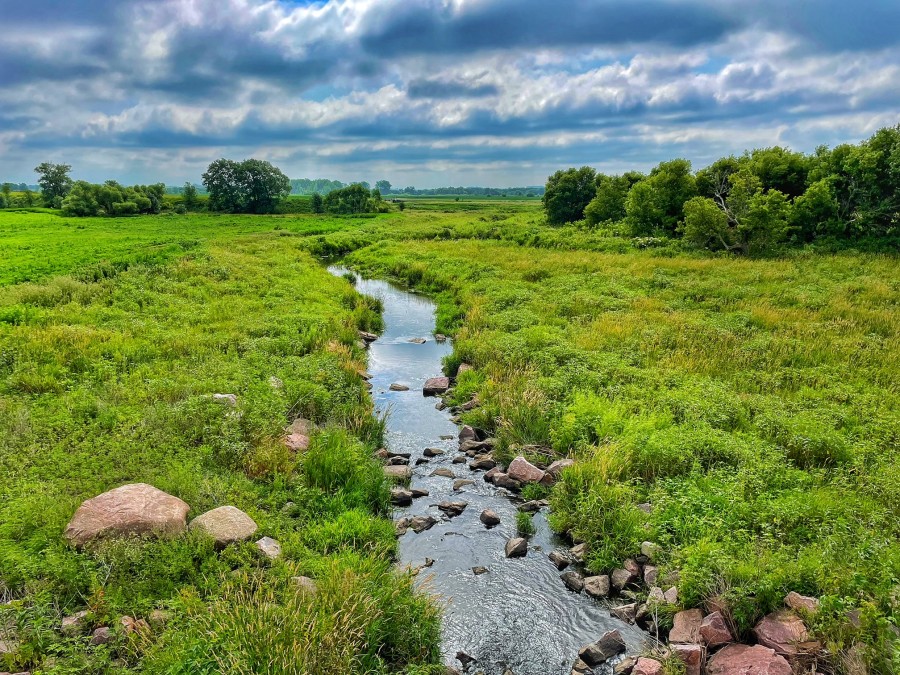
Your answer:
(329, 267), (645, 675)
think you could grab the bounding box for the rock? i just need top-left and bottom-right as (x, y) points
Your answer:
(706, 644), (791, 675)
(65, 483), (190, 548)
(453, 479), (475, 490)
(291, 576), (317, 594)
(614, 656), (637, 675)
(423, 447), (445, 457)
(633, 657), (663, 675)
(549, 551), (570, 570)
(459, 399), (479, 412)
(395, 517), (410, 535)
(423, 377), (451, 396)
(700, 611), (733, 647)
(384, 465), (412, 480)
(410, 515), (437, 533)
(561, 571), (585, 593)
(61, 610), (89, 636)
(431, 468), (455, 478)
(458, 425), (478, 443)
(623, 557), (641, 576)
(611, 568), (638, 592)
(453, 455), (467, 464)
(212, 393), (238, 406)
(255, 536), (282, 559)
(637, 503), (652, 514)
(460, 438), (488, 454)
(672, 643), (703, 675)
(753, 610), (814, 659)
(570, 542), (587, 561)
(120, 616), (150, 635)
(0, 635), (19, 656)
(389, 383), (410, 391)
(148, 610), (170, 629)
(647, 586), (666, 606)
(409, 337), (427, 344)
(571, 657), (594, 674)
(359, 330), (377, 343)
(391, 488), (413, 505)
(456, 650), (476, 668)
(189, 506), (258, 547)
(785, 591), (820, 615)
(663, 586), (678, 604)
(518, 500), (542, 513)
(457, 363), (473, 374)
(480, 509), (501, 527)
(469, 455), (497, 470)
(436, 401), (447, 411)
(483, 466), (501, 482)
(472, 566), (489, 575)
(505, 537), (528, 557)
(578, 629), (626, 666)
(494, 473), (522, 491)
(437, 501), (468, 517)
(546, 458), (575, 478)
(434, 333), (447, 342)
(507, 456), (546, 484)
(416, 457), (430, 465)
(411, 488), (430, 498)
(388, 456), (409, 465)
(283, 418), (312, 452)
(584, 575), (611, 598)
(90, 626), (111, 645)
(643, 564), (659, 585)
(268, 376), (284, 389)
(610, 603), (637, 624)
(640, 541), (660, 561)
(670, 608), (703, 643)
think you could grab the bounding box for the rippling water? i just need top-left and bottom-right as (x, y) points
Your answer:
(329, 267), (645, 675)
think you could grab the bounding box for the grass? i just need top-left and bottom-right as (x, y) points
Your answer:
(1, 200), (898, 673)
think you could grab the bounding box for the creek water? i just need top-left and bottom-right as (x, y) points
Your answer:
(329, 267), (645, 675)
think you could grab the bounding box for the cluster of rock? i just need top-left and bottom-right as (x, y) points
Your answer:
(565, 537), (824, 675)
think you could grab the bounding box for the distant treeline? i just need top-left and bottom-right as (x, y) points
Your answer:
(544, 125), (900, 253)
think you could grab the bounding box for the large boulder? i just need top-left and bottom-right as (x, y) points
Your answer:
(706, 644), (792, 675)
(561, 571), (585, 593)
(753, 610), (816, 659)
(546, 458), (575, 478)
(584, 575), (611, 598)
(669, 608), (703, 643)
(189, 505), (258, 547)
(507, 456), (546, 484)
(64, 483), (190, 548)
(785, 591), (819, 615)
(505, 537), (528, 557)
(578, 629), (626, 666)
(423, 377), (451, 396)
(611, 567), (638, 592)
(700, 611), (733, 647)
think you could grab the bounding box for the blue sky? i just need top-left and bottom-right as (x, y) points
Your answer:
(1, 0), (898, 187)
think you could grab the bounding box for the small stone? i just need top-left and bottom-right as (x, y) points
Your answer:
(268, 376), (284, 389)
(389, 383), (410, 391)
(291, 576), (317, 594)
(423, 377), (451, 395)
(383, 465), (412, 480)
(148, 610), (170, 629)
(785, 591), (820, 615)
(614, 656), (637, 675)
(416, 457), (430, 465)
(388, 456), (409, 465)
(453, 479), (475, 490)
(61, 610), (89, 636)
(212, 393), (237, 406)
(391, 487), (413, 505)
(643, 564), (659, 585)
(633, 657), (663, 675)
(611, 568), (638, 592)
(578, 629), (626, 666)
(452, 455), (467, 464)
(663, 586), (678, 604)
(120, 616), (150, 635)
(434, 333), (447, 342)
(637, 503), (652, 514)
(561, 571), (585, 593)
(437, 501), (468, 517)
(409, 337), (427, 344)
(549, 550), (570, 570)
(647, 586), (666, 606)
(410, 515), (437, 533)
(570, 542), (587, 562)
(395, 517), (410, 535)
(189, 506), (258, 547)
(572, 657), (593, 674)
(484, 466), (501, 482)
(546, 458), (575, 478)
(431, 468), (455, 478)
(610, 603), (637, 624)
(518, 500), (542, 513)
(494, 473), (521, 491)
(672, 643), (703, 675)
(458, 425), (478, 442)
(505, 537), (528, 557)
(584, 575), (611, 598)
(90, 626), (111, 645)
(411, 488), (430, 498)
(473, 566), (489, 575)
(423, 447), (445, 457)
(480, 509), (501, 527)
(255, 536), (282, 559)
(456, 651), (476, 668)
(700, 611), (733, 647)
(359, 330), (377, 342)
(283, 417), (312, 452)
(670, 608), (703, 643)
(640, 541), (660, 560)
(469, 454), (497, 470)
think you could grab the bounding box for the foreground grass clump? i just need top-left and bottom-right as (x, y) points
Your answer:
(0, 223), (439, 673)
(342, 237), (900, 672)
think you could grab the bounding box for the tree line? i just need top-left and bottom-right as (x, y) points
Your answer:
(543, 125), (900, 253)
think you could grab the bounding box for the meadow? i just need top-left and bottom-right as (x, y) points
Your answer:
(1, 199), (898, 673)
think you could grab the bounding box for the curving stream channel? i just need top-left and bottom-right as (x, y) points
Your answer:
(330, 267), (645, 675)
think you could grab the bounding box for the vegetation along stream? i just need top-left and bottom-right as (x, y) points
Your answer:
(330, 266), (645, 675)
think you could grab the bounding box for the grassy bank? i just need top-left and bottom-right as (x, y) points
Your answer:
(337, 233), (899, 672)
(0, 212), (440, 673)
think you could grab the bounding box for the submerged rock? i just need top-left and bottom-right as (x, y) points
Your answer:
(410, 515), (437, 533)
(389, 383), (410, 391)
(64, 483), (190, 547)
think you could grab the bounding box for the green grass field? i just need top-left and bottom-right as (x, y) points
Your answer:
(1, 201), (898, 673)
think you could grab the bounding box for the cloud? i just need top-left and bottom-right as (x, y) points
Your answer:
(0, 0), (898, 186)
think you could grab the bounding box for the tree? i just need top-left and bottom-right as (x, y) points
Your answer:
(34, 162), (73, 207)
(625, 159), (696, 236)
(310, 192), (324, 214)
(682, 196), (730, 250)
(543, 166), (597, 224)
(1, 183), (11, 203)
(323, 184), (376, 214)
(183, 182), (199, 210)
(584, 172), (643, 226)
(376, 180), (392, 194)
(202, 159), (291, 214)
(790, 179), (840, 240)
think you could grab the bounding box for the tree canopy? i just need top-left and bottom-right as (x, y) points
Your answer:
(543, 167), (597, 225)
(203, 159), (291, 214)
(34, 162), (73, 207)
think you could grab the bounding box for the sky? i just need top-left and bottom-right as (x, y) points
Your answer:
(1, 0), (899, 188)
